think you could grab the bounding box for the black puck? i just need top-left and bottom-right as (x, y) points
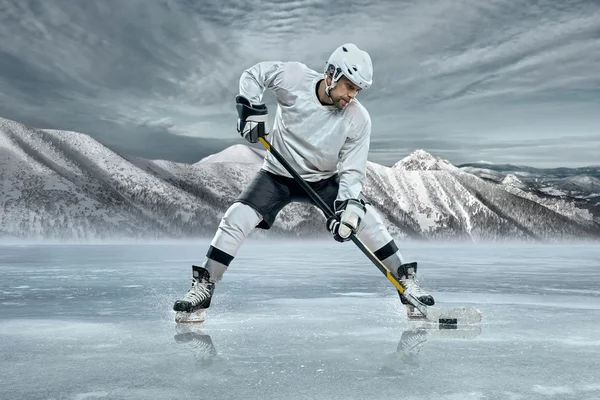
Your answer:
(439, 318), (458, 329)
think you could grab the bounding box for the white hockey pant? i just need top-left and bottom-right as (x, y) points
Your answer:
(199, 202), (405, 282)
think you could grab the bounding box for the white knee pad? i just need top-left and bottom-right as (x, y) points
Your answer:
(356, 204), (405, 268)
(210, 202), (262, 257)
(356, 204), (393, 249)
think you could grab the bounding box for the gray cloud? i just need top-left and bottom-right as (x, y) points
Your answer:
(0, 0), (599, 168)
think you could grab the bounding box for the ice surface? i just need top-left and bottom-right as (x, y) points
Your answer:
(1, 240), (600, 400)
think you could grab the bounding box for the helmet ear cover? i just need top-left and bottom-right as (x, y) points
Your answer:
(326, 63), (343, 82)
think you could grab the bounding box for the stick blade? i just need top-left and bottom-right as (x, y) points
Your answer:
(407, 305), (482, 325)
(425, 306), (482, 325)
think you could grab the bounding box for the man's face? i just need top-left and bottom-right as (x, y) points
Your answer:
(328, 75), (362, 109)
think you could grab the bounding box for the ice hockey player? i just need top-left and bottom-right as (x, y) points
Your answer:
(173, 43), (434, 323)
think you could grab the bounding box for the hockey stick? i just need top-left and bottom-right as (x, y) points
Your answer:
(257, 137), (481, 325)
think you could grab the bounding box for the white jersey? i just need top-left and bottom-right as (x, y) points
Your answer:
(239, 61), (372, 202)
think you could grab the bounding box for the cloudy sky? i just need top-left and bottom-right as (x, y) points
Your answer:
(1, 0), (599, 167)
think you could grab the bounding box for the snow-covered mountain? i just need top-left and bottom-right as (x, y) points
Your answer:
(501, 174), (527, 190)
(392, 149), (457, 171)
(458, 162), (600, 218)
(1, 117), (599, 241)
(459, 162), (600, 200)
(196, 144), (266, 164)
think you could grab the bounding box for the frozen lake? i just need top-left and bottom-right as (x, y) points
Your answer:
(1, 240), (600, 400)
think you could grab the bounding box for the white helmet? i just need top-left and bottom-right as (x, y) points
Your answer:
(324, 43), (373, 92)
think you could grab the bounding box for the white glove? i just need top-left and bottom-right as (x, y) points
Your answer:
(326, 199), (367, 242)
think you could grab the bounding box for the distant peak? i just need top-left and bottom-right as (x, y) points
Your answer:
(412, 149), (434, 159)
(392, 149), (457, 171)
(501, 173), (526, 189)
(196, 144), (265, 164)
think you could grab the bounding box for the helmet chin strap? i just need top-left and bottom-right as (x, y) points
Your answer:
(325, 76), (337, 104)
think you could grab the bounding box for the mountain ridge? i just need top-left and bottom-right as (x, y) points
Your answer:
(1, 116), (598, 241)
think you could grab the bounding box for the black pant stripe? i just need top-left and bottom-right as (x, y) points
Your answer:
(373, 240), (398, 261)
(206, 246), (234, 266)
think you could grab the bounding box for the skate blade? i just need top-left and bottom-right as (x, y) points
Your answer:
(406, 305), (427, 320)
(175, 309), (207, 324)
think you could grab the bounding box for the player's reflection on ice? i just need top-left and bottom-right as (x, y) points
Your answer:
(378, 322), (482, 376)
(173, 324), (233, 375)
(173, 322), (482, 376)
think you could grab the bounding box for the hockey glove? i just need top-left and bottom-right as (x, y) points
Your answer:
(236, 95), (269, 143)
(326, 198), (367, 242)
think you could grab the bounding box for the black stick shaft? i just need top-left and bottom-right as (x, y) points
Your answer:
(257, 137), (407, 295)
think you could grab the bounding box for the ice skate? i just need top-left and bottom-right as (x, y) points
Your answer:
(396, 262), (435, 319)
(173, 265), (215, 324)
